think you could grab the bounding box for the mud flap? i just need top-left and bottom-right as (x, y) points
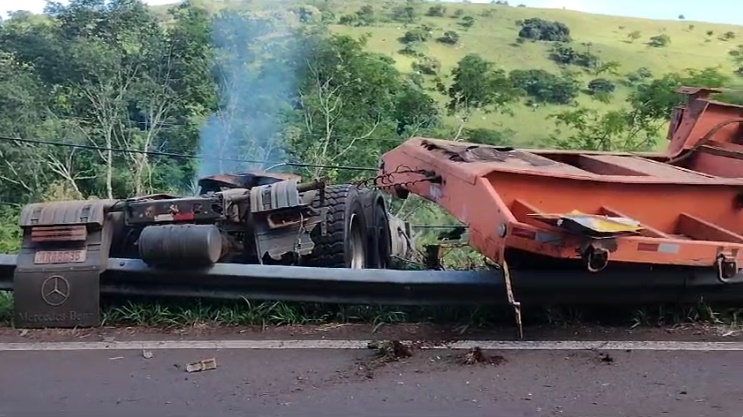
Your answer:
(13, 200), (116, 328)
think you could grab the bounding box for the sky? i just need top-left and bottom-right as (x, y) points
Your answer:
(0, 0), (742, 26)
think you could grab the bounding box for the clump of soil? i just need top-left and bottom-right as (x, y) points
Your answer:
(355, 340), (415, 379)
(597, 352), (614, 364)
(367, 340), (413, 362)
(458, 347), (506, 366)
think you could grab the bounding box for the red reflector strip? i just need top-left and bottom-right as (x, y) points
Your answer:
(30, 225), (87, 242)
(637, 243), (659, 252)
(173, 212), (195, 221)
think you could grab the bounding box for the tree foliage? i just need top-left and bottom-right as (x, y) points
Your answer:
(549, 43), (599, 69)
(509, 69), (579, 105)
(436, 30), (460, 45)
(587, 78), (615, 94)
(518, 18), (571, 42)
(426, 5), (446, 17)
(0, 0), (444, 202)
(648, 34), (670, 47)
(445, 54), (521, 139)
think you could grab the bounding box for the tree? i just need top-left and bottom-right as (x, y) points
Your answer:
(648, 34), (670, 47)
(594, 60), (621, 76)
(390, 5), (417, 24)
(426, 5), (446, 17)
(509, 69), (580, 104)
(587, 78), (615, 94)
(728, 45), (743, 65)
(43, 0), (185, 197)
(356, 5), (375, 26)
(518, 18), (571, 42)
(627, 30), (641, 43)
(626, 67), (653, 84)
(629, 67), (729, 121)
(286, 32), (436, 179)
(393, 84), (440, 136)
(549, 43), (598, 69)
(550, 108), (656, 151)
(437, 31), (460, 45)
(400, 27), (431, 43)
(412, 56), (441, 75)
(460, 16), (475, 28)
(399, 42), (427, 57)
(445, 54), (522, 139)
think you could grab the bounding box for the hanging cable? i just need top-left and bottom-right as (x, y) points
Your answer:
(0, 135), (378, 172)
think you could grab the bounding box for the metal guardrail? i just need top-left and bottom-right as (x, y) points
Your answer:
(3, 254), (743, 305)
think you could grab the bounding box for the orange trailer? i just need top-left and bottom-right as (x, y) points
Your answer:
(378, 87), (743, 282)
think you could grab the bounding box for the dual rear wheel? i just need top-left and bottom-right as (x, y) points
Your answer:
(304, 185), (391, 269)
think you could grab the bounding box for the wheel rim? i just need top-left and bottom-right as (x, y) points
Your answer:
(348, 213), (365, 269)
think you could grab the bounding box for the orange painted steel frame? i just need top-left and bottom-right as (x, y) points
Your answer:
(378, 86), (743, 277)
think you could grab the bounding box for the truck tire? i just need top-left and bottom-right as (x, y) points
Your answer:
(304, 184), (369, 268)
(370, 201), (392, 269)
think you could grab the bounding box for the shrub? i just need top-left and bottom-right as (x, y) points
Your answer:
(509, 69), (580, 104)
(587, 78), (615, 94)
(426, 5), (446, 17)
(401, 27), (432, 43)
(320, 10), (335, 23)
(626, 67), (653, 83)
(437, 31), (460, 45)
(390, 5), (417, 23)
(296, 5), (320, 23)
(648, 34), (670, 47)
(339, 14), (357, 25)
(518, 18), (571, 42)
(460, 16), (475, 28)
(413, 56), (442, 75)
(356, 5), (375, 26)
(399, 42), (427, 57)
(549, 43), (598, 68)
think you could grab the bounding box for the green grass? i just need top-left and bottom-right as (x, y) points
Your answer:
(152, 0), (743, 145)
(1, 290), (742, 333)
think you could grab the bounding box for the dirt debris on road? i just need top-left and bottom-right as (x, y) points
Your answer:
(458, 346), (506, 366)
(367, 340), (413, 361)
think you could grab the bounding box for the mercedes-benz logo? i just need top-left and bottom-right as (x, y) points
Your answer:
(40, 275), (70, 307)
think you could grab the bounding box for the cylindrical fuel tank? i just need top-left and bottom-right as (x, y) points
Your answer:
(138, 224), (223, 267)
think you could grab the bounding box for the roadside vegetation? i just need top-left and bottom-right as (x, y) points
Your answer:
(1, 0), (743, 330)
(0, 290), (740, 334)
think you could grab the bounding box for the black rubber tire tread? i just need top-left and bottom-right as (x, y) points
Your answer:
(304, 184), (367, 268)
(373, 202), (391, 269)
(358, 188), (381, 268)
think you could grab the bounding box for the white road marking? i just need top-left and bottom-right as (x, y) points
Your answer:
(0, 339), (742, 351)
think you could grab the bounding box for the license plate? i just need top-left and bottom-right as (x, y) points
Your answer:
(33, 250), (87, 265)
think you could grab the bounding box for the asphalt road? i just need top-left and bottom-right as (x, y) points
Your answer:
(1, 345), (742, 417)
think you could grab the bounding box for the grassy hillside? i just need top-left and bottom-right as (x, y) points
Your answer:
(154, 0), (743, 145)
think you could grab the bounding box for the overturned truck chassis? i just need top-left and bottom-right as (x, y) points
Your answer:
(11, 172), (409, 328)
